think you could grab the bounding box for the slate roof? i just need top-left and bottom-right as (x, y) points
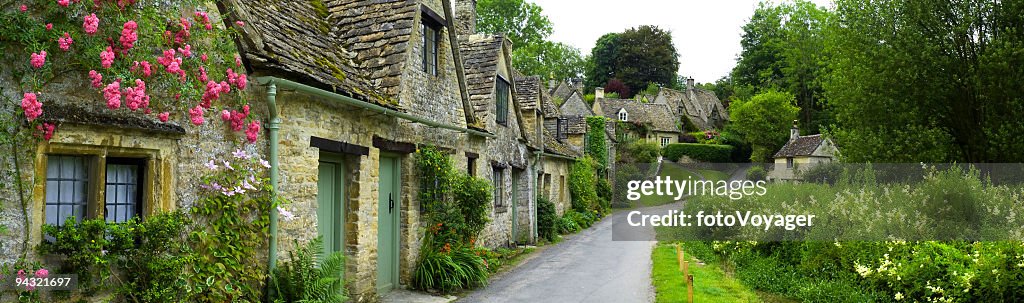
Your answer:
(654, 87), (728, 130)
(513, 75), (540, 112)
(598, 99), (679, 133)
(219, 0), (417, 106)
(543, 129), (582, 158)
(539, 88), (561, 117)
(460, 34), (508, 127)
(774, 135), (825, 158)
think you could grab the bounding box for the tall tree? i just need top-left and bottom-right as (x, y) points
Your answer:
(584, 33), (621, 91)
(731, 1), (830, 134)
(825, 0), (1024, 162)
(609, 26), (680, 97)
(476, 0), (584, 80)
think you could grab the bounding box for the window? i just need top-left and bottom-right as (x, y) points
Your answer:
(786, 157), (794, 168)
(496, 76), (510, 126)
(45, 155), (145, 227)
(618, 110), (628, 122)
(492, 167), (505, 209)
(104, 158), (144, 223)
(467, 156), (476, 176)
(660, 137), (671, 147)
(421, 22), (440, 75)
(45, 155), (89, 226)
(543, 173), (552, 199)
(556, 118), (568, 140)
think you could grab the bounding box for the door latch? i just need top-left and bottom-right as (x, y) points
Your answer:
(388, 192), (394, 214)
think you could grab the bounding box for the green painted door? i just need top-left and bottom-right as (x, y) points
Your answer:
(377, 155), (400, 293)
(317, 157), (345, 257)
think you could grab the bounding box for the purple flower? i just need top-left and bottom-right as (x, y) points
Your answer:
(211, 183), (222, 190)
(223, 160), (233, 170)
(277, 206), (297, 221)
(259, 159), (271, 168)
(205, 159), (218, 170)
(242, 179), (256, 191)
(232, 149), (248, 159)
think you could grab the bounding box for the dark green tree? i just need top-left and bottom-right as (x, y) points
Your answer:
(729, 90), (800, 162)
(584, 33), (620, 91)
(614, 25), (679, 97)
(825, 0), (1024, 162)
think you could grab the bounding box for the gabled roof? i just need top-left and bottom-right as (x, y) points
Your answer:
(563, 116), (588, 135)
(774, 135), (825, 158)
(598, 99), (679, 133)
(461, 34), (506, 126)
(220, 0), (417, 106)
(513, 75), (540, 112)
(549, 81), (576, 100)
(459, 34), (528, 137)
(654, 87), (728, 130)
(540, 88), (561, 118)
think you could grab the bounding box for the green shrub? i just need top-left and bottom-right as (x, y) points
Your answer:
(453, 174), (492, 242)
(411, 234), (488, 294)
(270, 237), (347, 303)
(799, 162), (843, 184)
(620, 140), (661, 163)
(661, 143), (734, 163)
(568, 157), (599, 213)
(557, 215), (581, 234)
(746, 166), (767, 181)
(585, 116), (608, 169)
(537, 196), (558, 242)
(595, 178), (612, 211)
(720, 129), (753, 163)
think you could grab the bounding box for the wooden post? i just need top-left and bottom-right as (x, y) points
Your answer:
(683, 260), (689, 278)
(687, 274), (694, 303)
(676, 244), (684, 271)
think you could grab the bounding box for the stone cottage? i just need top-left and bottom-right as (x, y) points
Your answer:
(652, 78), (728, 131)
(593, 98), (680, 148)
(222, 0), (539, 299)
(459, 33), (534, 246)
(769, 123), (839, 181)
(530, 80), (580, 216)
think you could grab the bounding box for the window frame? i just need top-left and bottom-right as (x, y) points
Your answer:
(786, 157), (795, 168)
(44, 154), (150, 227)
(421, 21), (441, 76)
(660, 137), (670, 147)
(44, 155), (93, 227)
(103, 157), (146, 223)
(618, 110), (628, 122)
(495, 76), (511, 126)
(556, 117), (568, 140)
(492, 167), (505, 210)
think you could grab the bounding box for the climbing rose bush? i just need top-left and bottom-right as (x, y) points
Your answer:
(9, 0), (258, 144)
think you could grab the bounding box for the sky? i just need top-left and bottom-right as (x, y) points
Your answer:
(528, 0), (833, 84)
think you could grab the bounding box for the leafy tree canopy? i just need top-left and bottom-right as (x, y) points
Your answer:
(477, 0), (584, 80)
(585, 26), (679, 97)
(729, 90), (800, 162)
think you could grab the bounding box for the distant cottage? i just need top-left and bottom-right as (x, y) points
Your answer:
(652, 78), (729, 131)
(769, 122), (839, 181)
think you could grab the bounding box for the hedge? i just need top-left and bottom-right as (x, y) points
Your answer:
(662, 143), (735, 163)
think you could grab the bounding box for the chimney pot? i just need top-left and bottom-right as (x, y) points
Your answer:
(790, 120), (800, 141)
(595, 88), (605, 100)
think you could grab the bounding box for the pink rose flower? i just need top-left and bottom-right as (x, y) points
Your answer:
(119, 21), (138, 50)
(103, 81), (121, 109)
(235, 55), (243, 67)
(57, 0), (69, 6)
(19, 5), (26, 12)
(38, 123), (55, 141)
(88, 70), (102, 88)
(132, 61), (152, 77)
(58, 32), (73, 51)
(100, 46), (115, 68)
(199, 66), (208, 83)
(157, 112), (169, 122)
(30, 51), (46, 69)
(220, 110), (231, 121)
(83, 13), (99, 35)
(246, 120), (260, 143)
(21, 92), (42, 121)
(34, 268), (48, 278)
(124, 79), (149, 111)
(46, 23), (53, 30)
(178, 44), (192, 58)
(235, 20), (245, 27)
(189, 105), (205, 125)
(236, 74), (247, 90)
(200, 53), (208, 62)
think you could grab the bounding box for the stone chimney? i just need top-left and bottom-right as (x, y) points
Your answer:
(595, 87), (605, 100)
(790, 120), (800, 141)
(549, 79), (557, 90)
(571, 78), (583, 90)
(686, 77), (695, 91)
(455, 0), (477, 36)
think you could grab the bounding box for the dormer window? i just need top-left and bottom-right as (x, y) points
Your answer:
(617, 109), (628, 122)
(496, 76), (510, 126)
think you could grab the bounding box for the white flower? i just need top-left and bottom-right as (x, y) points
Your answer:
(232, 149), (249, 159)
(224, 160), (233, 170)
(259, 159), (271, 168)
(895, 292), (903, 301)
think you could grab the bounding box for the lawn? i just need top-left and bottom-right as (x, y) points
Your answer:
(651, 243), (761, 303)
(696, 169), (730, 182)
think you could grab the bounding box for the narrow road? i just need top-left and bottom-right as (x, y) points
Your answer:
(457, 203), (677, 303)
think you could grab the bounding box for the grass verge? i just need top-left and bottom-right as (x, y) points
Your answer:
(651, 243), (760, 303)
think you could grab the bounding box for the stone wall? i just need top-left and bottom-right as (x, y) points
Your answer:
(540, 157), (572, 216)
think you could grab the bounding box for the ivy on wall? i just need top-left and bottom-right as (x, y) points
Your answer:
(585, 116), (608, 170)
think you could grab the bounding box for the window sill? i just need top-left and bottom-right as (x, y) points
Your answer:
(494, 206), (508, 213)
